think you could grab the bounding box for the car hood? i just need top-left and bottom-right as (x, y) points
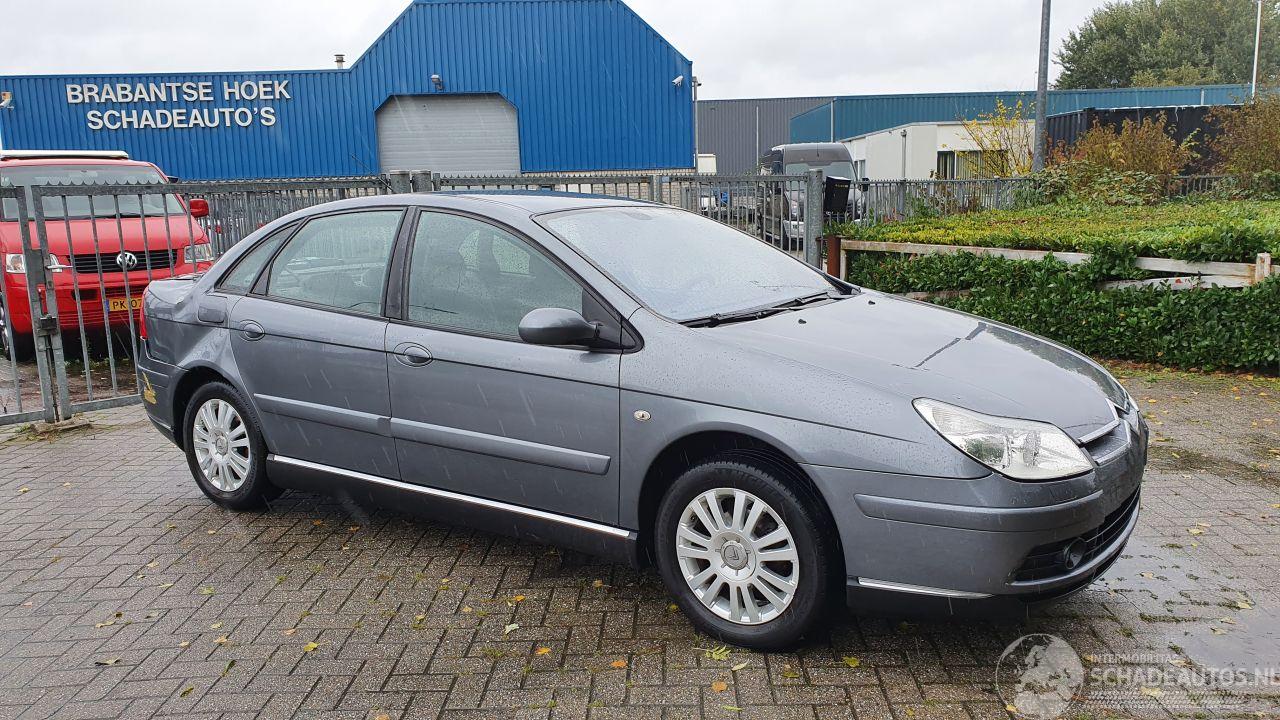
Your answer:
(705, 291), (1126, 440)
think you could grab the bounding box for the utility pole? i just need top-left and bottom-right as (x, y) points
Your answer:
(1032, 0), (1052, 172)
(1252, 0), (1264, 98)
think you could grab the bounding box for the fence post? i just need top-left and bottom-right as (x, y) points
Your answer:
(387, 170), (412, 194)
(1256, 252), (1273, 283)
(409, 170), (434, 193)
(896, 179), (907, 219)
(25, 192), (71, 422)
(804, 169), (824, 268)
(648, 173), (664, 204)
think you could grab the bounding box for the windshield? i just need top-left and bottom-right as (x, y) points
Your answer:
(0, 164), (184, 221)
(538, 206), (833, 321)
(784, 161), (854, 179)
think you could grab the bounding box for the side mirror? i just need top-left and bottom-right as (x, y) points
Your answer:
(188, 198), (210, 218)
(518, 307), (603, 347)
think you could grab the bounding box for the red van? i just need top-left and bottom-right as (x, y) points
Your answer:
(0, 151), (213, 353)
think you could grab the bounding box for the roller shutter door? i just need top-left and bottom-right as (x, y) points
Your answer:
(376, 94), (520, 175)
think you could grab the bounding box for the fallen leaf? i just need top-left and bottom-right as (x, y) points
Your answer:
(1139, 572), (1155, 579)
(711, 680), (728, 692)
(722, 706), (743, 713)
(841, 656), (861, 668)
(199, 586), (215, 595)
(1139, 686), (1164, 698)
(731, 661), (749, 671)
(178, 640), (191, 648)
(206, 529), (217, 535)
(221, 660), (235, 677)
(179, 686), (194, 698)
(535, 646), (551, 656)
(302, 641), (320, 653)
(210, 622), (223, 630)
(282, 628), (297, 636)
(461, 606), (473, 614)
(145, 561), (159, 569)
(1219, 617), (1238, 625)
(1006, 704), (1019, 713)
(511, 594), (526, 603)
(1236, 600), (1253, 610)
(95, 657), (121, 666)
(159, 582), (175, 589)
(610, 659), (627, 669)
(94, 620), (115, 628)
(591, 579), (604, 588)
(503, 623), (519, 636)
(18, 487), (30, 493)
(373, 715), (391, 720)
(1196, 522), (1211, 528)
(312, 519), (324, 527)
(667, 603), (679, 612)
(781, 664), (801, 679)
(699, 645), (731, 662)
(347, 525), (360, 532)
(1188, 528), (1204, 536)
(1211, 627), (1227, 635)
(213, 635), (229, 645)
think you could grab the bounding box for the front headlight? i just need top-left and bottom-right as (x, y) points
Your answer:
(3, 253), (25, 274)
(183, 242), (214, 264)
(913, 398), (1093, 480)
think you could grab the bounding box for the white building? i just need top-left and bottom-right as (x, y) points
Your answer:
(841, 120), (1034, 180)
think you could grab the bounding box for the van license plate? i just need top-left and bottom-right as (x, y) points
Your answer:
(108, 298), (143, 312)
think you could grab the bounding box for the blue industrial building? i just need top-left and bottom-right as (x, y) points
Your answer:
(790, 85), (1252, 143)
(0, 0), (695, 180)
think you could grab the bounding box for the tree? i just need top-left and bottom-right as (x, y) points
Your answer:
(1055, 0), (1279, 89)
(961, 100), (1035, 176)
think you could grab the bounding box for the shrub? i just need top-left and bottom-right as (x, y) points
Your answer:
(844, 251), (1280, 371)
(1067, 114), (1198, 176)
(832, 200), (1280, 263)
(1210, 93), (1280, 176)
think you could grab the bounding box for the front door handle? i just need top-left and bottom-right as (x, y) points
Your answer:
(239, 320), (265, 341)
(393, 342), (433, 367)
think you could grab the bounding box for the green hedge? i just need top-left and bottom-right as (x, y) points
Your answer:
(845, 252), (1280, 370)
(831, 200), (1280, 263)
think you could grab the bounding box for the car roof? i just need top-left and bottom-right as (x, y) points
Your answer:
(316, 190), (658, 215)
(427, 190), (655, 213)
(0, 157), (155, 168)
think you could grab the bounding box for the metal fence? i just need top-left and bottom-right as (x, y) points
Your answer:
(0, 170), (822, 426)
(851, 178), (1034, 225)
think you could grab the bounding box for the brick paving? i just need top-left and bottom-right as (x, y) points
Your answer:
(1, 368), (1278, 720)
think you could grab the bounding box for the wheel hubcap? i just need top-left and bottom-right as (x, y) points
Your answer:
(192, 398), (251, 492)
(675, 488), (799, 625)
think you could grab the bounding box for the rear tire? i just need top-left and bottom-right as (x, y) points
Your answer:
(183, 381), (279, 510)
(654, 453), (835, 650)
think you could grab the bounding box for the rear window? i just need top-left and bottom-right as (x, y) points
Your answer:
(0, 164), (184, 221)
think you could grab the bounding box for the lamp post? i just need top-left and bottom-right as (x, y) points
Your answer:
(1252, 0), (1264, 98)
(1032, 0), (1051, 172)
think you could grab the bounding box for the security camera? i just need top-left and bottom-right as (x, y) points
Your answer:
(671, 75), (685, 87)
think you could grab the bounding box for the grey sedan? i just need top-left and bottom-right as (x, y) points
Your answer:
(138, 192), (1146, 649)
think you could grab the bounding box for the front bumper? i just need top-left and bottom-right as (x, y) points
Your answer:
(806, 410), (1147, 618)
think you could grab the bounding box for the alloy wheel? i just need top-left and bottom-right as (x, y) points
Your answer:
(675, 488), (799, 625)
(191, 398), (252, 492)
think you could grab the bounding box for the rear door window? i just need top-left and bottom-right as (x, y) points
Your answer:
(264, 210), (403, 315)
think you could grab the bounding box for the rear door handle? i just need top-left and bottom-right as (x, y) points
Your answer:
(392, 342), (433, 367)
(239, 320), (265, 341)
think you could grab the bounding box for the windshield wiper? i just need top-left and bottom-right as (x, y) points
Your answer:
(681, 290), (846, 328)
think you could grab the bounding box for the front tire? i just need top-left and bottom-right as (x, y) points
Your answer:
(183, 381), (279, 510)
(654, 453), (835, 650)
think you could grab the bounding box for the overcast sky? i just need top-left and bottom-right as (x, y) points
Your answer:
(0, 0), (1106, 98)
